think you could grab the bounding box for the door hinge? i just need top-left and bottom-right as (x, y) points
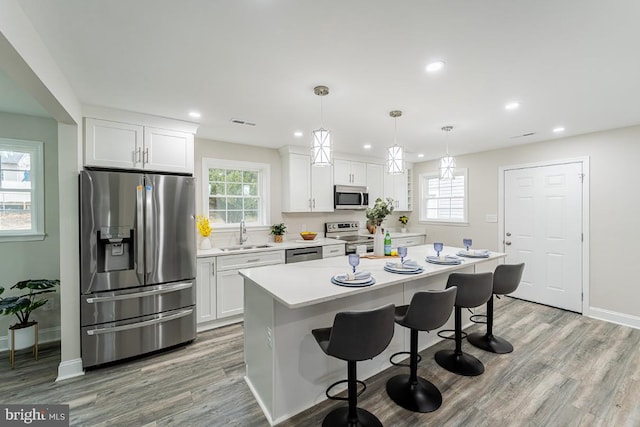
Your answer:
(579, 173), (585, 183)
(581, 233), (584, 242)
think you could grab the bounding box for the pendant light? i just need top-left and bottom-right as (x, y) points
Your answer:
(311, 85), (332, 167)
(440, 125), (456, 180)
(387, 110), (404, 174)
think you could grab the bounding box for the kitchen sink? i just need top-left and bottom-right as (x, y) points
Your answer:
(219, 244), (273, 252)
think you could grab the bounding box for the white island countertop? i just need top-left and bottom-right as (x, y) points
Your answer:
(240, 245), (505, 309)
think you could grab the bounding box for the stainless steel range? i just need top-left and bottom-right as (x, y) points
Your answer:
(325, 221), (374, 254)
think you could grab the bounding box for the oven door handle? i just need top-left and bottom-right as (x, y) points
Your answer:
(85, 308), (193, 336)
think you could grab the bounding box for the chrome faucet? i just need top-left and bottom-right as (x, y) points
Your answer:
(239, 219), (248, 245)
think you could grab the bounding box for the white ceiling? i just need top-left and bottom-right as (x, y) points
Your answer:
(13, 0), (640, 161)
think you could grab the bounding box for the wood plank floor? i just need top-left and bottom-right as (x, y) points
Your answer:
(1, 297), (639, 426)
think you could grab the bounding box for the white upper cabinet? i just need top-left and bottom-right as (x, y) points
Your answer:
(280, 147), (334, 213)
(143, 127), (194, 174)
(334, 159), (366, 186)
(383, 166), (411, 211)
(366, 163), (384, 207)
(84, 111), (197, 174)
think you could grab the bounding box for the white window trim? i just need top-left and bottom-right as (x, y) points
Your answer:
(418, 168), (469, 225)
(0, 138), (45, 242)
(201, 158), (271, 229)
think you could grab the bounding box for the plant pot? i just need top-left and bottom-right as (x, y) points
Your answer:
(274, 235), (283, 243)
(400, 227), (407, 233)
(200, 237), (212, 250)
(367, 223), (377, 234)
(8, 322), (37, 350)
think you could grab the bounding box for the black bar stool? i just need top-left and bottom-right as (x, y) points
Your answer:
(386, 287), (457, 413)
(434, 272), (493, 376)
(467, 263), (525, 354)
(312, 304), (395, 427)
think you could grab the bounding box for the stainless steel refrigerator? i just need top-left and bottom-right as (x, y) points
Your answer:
(79, 169), (196, 367)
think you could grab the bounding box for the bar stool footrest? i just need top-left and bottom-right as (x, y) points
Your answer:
(389, 351), (422, 367)
(325, 378), (366, 401)
(469, 314), (487, 324)
(437, 328), (468, 340)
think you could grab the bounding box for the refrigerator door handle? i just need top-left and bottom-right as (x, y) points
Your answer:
(85, 308), (193, 336)
(136, 184), (145, 280)
(145, 180), (155, 275)
(85, 282), (193, 304)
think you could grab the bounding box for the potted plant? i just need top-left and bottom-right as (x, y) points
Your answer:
(398, 215), (409, 233)
(0, 279), (60, 351)
(271, 223), (287, 243)
(365, 197), (395, 234)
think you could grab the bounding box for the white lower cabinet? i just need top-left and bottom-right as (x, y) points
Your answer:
(196, 250), (285, 330)
(393, 235), (425, 247)
(322, 244), (346, 258)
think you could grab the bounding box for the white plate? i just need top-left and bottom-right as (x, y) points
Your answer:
(332, 274), (372, 284)
(384, 264), (421, 272)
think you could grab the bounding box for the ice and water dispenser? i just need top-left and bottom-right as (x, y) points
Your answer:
(97, 226), (134, 272)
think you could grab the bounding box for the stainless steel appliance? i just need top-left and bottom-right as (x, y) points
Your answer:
(285, 246), (323, 263)
(79, 169), (196, 367)
(325, 221), (374, 254)
(334, 185), (369, 210)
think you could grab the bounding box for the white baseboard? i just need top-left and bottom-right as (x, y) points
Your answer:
(56, 358), (85, 381)
(0, 326), (60, 352)
(589, 307), (640, 330)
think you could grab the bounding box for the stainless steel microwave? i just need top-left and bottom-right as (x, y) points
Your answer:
(334, 185), (369, 210)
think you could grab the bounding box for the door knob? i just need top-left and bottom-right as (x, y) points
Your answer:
(505, 241), (512, 246)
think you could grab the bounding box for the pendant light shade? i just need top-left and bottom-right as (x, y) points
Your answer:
(387, 110), (404, 175)
(439, 125), (456, 180)
(311, 86), (332, 167)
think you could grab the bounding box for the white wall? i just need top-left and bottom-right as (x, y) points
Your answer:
(0, 112), (60, 343)
(413, 124), (640, 321)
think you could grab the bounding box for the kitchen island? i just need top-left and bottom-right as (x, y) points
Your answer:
(240, 245), (506, 425)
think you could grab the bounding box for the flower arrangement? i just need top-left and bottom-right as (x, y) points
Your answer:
(270, 223), (287, 235)
(196, 215), (213, 237)
(399, 215), (409, 226)
(365, 197), (395, 227)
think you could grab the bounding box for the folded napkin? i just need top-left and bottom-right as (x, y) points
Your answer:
(385, 259), (419, 269)
(335, 271), (372, 282)
(458, 249), (490, 256)
(426, 255), (462, 264)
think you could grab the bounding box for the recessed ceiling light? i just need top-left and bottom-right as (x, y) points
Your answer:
(426, 61), (445, 73)
(417, 154), (425, 158)
(363, 144), (372, 149)
(189, 111), (201, 118)
(553, 126), (565, 133)
(505, 102), (520, 111)
(294, 131), (303, 137)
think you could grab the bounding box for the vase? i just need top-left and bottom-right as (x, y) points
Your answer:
(373, 227), (385, 256)
(200, 237), (212, 250)
(8, 322), (37, 351)
(401, 227), (407, 233)
(367, 223), (377, 234)
(274, 235), (283, 243)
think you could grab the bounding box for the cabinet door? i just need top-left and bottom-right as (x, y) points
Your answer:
(216, 270), (244, 318)
(144, 127), (194, 174)
(350, 161), (367, 186)
(334, 159), (352, 185)
(366, 163), (384, 207)
(196, 258), (216, 324)
(286, 153), (312, 212)
(311, 163), (334, 212)
(84, 118), (143, 169)
(384, 173), (409, 211)
(394, 235), (424, 247)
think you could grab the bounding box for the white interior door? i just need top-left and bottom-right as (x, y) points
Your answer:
(504, 162), (583, 312)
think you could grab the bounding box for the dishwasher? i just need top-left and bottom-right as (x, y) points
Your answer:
(285, 246), (323, 264)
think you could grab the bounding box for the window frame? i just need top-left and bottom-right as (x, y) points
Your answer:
(201, 158), (271, 230)
(418, 168), (469, 225)
(0, 138), (45, 242)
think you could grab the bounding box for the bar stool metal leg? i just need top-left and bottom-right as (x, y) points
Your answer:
(434, 307), (485, 376)
(467, 296), (514, 354)
(386, 328), (442, 412)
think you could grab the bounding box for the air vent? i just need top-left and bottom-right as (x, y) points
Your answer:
(230, 118), (256, 126)
(510, 132), (536, 139)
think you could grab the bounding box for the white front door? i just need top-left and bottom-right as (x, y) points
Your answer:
(503, 162), (583, 312)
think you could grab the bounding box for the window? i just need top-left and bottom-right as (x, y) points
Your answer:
(419, 169), (468, 223)
(0, 138), (45, 241)
(202, 158), (270, 227)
